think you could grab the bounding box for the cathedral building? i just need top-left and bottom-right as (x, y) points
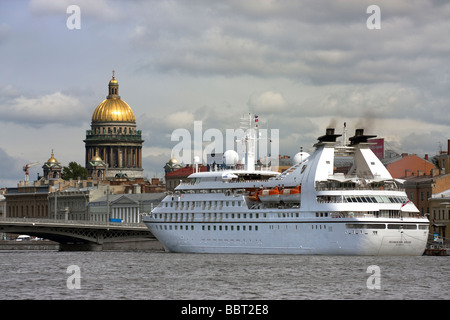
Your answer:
(84, 72), (144, 179)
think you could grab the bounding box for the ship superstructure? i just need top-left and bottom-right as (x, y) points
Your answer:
(143, 115), (429, 255)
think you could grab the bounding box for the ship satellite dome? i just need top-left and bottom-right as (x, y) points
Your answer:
(223, 150), (239, 165)
(294, 152), (310, 164)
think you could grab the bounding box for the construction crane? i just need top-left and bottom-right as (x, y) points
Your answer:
(23, 162), (39, 182)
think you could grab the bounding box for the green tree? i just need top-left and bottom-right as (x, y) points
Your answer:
(61, 162), (88, 180)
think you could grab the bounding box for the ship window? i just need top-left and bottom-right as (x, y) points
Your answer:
(191, 225), (194, 230)
(346, 224), (386, 229)
(249, 225), (252, 231)
(388, 224), (416, 229)
(255, 226), (258, 231)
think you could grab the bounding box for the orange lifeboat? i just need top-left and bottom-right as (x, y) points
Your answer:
(280, 186), (301, 203)
(258, 187), (281, 203)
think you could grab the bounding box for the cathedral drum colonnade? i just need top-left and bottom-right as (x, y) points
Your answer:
(84, 72), (144, 179)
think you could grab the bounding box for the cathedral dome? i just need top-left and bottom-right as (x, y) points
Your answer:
(91, 72), (136, 123)
(92, 99), (135, 123)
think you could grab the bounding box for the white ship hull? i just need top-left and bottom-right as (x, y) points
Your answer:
(144, 214), (428, 255)
(143, 118), (430, 256)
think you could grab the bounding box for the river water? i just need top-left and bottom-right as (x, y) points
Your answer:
(0, 250), (448, 301)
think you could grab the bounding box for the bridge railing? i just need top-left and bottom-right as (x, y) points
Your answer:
(0, 217), (146, 228)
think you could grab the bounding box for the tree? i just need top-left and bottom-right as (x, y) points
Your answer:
(62, 162), (88, 180)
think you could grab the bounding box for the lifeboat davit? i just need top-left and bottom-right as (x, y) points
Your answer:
(280, 186), (301, 203)
(248, 190), (260, 202)
(258, 187), (281, 203)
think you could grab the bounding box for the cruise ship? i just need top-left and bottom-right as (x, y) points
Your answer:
(143, 115), (429, 255)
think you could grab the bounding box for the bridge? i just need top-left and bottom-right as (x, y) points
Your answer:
(0, 218), (159, 251)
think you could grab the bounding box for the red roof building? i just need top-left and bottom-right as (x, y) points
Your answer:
(384, 153), (437, 179)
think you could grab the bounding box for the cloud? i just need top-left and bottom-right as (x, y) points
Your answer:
(163, 111), (196, 130)
(0, 147), (25, 186)
(0, 23), (11, 43)
(248, 91), (287, 114)
(129, 0), (450, 90)
(0, 87), (89, 127)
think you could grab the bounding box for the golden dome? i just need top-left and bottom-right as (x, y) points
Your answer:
(91, 72), (136, 123)
(47, 150), (59, 164)
(92, 98), (136, 123)
(91, 153), (103, 162)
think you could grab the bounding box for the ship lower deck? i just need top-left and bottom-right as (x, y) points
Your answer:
(143, 216), (429, 255)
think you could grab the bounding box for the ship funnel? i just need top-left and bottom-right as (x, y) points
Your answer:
(349, 128), (376, 145)
(317, 128), (342, 143)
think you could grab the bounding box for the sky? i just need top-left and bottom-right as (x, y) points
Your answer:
(1, 0), (450, 187)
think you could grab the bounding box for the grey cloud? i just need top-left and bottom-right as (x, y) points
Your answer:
(130, 0), (450, 89)
(0, 86), (91, 128)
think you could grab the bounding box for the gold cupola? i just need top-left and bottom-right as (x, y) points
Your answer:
(47, 150), (59, 164)
(91, 71), (136, 123)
